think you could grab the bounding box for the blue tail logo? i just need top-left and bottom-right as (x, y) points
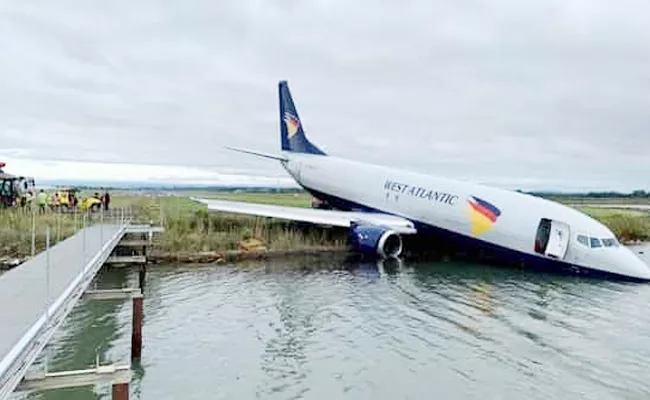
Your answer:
(279, 80), (326, 155)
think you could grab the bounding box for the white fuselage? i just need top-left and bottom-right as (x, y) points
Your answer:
(283, 153), (650, 280)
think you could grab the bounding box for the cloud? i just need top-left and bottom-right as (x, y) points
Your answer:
(0, 0), (648, 191)
(0, 155), (298, 187)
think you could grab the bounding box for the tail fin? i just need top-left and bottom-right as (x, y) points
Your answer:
(279, 80), (326, 155)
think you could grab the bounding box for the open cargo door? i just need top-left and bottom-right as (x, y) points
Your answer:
(535, 218), (570, 260)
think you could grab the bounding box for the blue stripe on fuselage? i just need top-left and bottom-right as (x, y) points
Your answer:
(301, 185), (646, 282)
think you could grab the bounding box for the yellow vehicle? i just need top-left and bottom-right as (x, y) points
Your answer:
(49, 187), (78, 210)
(56, 191), (70, 207)
(79, 195), (102, 212)
(49, 188), (102, 212)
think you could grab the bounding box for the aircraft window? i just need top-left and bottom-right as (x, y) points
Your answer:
(602, 238), (618, 247)
(590, 237), (602, 248)
(577, 235), (589, 246)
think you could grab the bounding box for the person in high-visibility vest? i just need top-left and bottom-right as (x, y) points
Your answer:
(37, 189), (48, 213)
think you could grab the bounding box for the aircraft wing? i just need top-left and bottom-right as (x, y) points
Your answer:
(191, 197), (417, 234)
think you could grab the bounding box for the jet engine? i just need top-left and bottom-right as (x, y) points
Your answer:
(348, 223), (403, 258)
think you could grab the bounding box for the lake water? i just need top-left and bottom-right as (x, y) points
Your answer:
(19, 244), (650, 400)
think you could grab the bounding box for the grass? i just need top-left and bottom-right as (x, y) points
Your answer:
(150, 195), (346, 253)
(0, 209), (80, 260)
(1, 191), (648, 262)
(576, 207), (648, 219)
(0, 192), (346, 262)
(553, 196), (650, 206)
(576, 206), (650, 242)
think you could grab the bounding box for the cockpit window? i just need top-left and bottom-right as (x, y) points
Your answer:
(577, 235), (618, 249)
(602, 238), (618, 247)
(577, 235), (589, 246)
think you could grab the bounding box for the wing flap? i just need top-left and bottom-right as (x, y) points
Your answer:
(191, 198), (417, 234)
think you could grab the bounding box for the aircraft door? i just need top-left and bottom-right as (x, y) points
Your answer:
(545, 220), (570, 259)
(534, 218), (570, 259)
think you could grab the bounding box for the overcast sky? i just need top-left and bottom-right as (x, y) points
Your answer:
(1, 0), (648, 191)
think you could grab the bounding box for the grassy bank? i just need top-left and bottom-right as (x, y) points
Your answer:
(0, 192), (346, 263)
(1, 191), (648, 263)
(0, 210), (80, 261)
(150, 196), (346, 253)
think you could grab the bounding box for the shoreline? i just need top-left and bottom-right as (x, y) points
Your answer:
(146, 246), (349, 264)
(0, 246), (350, 270)
(4, 241), (647, 270)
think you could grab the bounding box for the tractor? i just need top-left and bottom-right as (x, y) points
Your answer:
(79, 194), (103, 212)
(0, 165), (35, 208)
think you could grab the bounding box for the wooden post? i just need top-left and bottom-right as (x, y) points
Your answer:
(112, 382), (129, 400)
(141, 232), (147, 260)
(131, 293), (143, 360)
(138, 265), (146, 291)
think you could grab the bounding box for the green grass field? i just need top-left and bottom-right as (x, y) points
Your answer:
(575, 207), (648, 219)
(174, 191), (313, 208)
(553, 197), (650, 206)
(573, 206), (650, 242)
(1, 190), (648, 262)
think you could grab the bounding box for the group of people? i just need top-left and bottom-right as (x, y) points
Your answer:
(2, 188), (111, 214)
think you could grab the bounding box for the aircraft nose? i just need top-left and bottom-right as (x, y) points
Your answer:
(619, 247), (650, 281)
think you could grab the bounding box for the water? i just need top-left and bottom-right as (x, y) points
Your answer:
(19, 244), (650, 400)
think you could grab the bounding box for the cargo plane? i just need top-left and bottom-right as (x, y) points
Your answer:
(192, 81), (650, 281)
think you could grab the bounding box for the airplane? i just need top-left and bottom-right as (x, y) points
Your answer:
(191, 80), (650, 281)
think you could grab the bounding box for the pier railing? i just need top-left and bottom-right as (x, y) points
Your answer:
(23, 207), (135, 258)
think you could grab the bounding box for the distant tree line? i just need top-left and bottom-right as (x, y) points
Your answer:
(520, 189), (649, 198)
(54, 184), (305, 193)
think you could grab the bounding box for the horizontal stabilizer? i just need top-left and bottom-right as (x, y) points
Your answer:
(225, 146), (288, 161)
(191, 198), (417, 234)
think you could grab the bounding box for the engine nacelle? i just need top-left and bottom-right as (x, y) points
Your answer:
(348, 223), (403, 258)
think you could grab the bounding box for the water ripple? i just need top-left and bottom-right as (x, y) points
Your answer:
(39, 253), (650, 400)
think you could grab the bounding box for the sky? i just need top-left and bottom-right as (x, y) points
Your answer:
(0, 0), (648, 192)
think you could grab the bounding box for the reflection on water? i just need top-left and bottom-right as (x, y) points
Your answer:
(21, 244), (650, 399)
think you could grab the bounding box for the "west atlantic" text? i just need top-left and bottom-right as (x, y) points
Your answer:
(384, 180), (458, 205)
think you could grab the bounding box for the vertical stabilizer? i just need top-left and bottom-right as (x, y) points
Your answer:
(279, 81), (326, 155)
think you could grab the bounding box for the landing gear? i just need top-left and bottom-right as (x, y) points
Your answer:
(311, 197), (333, 210)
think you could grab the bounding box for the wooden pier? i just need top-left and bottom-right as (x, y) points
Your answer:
(0, 210), (163, 400)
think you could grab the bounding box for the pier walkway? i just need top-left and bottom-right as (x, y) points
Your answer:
(0, 210), (162, 399)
